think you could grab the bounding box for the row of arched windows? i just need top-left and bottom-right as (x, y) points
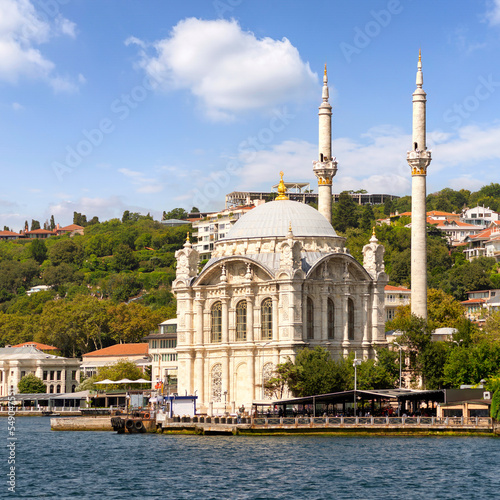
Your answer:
(211, 298), (273, 343)
(210, 296), (355, 342)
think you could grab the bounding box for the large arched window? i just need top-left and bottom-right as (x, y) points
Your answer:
(261, 298), (272, 340)
(211, 364), (222, 402)
(307, 297), (314, 339)
(327, 298), (335, 339)
(348, 298), (355, 340)
(211, 301), (222, 343)
(236, 300), (247, 341)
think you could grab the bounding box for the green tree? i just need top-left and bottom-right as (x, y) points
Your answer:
(360, 204), (375, 232)
(95, 359), (149, 390)
(30, 239), (48, 264)
(162, 208), (188, 220)
(49, 239), (83, 266)
(30, 220), (40, 231)
(18, 374), (46, 393)
(73, 212), (87, 226)
(49, 215), (56, 230)
(332, 192), (359, 233)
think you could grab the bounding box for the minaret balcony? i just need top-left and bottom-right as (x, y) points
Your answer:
(313, 159), (338, 179)
(407, 150), (431, 176)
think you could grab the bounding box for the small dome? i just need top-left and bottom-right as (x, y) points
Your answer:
(224, 200), (337, 240)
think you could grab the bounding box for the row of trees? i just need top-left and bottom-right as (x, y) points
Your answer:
(0, 293), (173, 357)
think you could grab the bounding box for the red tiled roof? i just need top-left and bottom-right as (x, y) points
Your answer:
(385, 285), (411, 292)
(0, 230), (19, 237)
(12, 341), (59, 350)
(83, 343), (148, 357)
(25, 229), (56, 234)
(461, 299), (486, 305)
(59, 224), (84, 231)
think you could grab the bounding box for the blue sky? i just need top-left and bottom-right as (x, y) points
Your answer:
(1, 0), (500, 230)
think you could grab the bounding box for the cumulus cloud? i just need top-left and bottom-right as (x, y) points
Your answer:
(127, 18), (317, 120)
(235, 122), (500, 198)
(0, 0), (81, 91)
(485, 0), (500, 25)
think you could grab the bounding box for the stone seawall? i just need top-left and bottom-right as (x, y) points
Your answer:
(51, 416), (113, 431)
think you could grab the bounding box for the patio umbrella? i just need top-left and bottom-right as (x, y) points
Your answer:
(95, 379), (114, 385)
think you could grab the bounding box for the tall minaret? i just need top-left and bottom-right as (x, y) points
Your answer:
(407, 50), (432, 319)
(313, 64), (337, 224)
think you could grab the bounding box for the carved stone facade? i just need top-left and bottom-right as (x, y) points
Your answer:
(173, 200), (388, 414)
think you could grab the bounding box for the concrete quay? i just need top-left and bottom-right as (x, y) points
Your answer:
(159, 416), (496, 436)
(51, 416), (113, 431)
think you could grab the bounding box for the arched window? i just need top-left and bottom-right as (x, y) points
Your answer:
(307, 297), (314, 339)
(211, 301), (222, 343)
(348, 298), (355, 340)
(56, 385), (61, 394)
(211, 364), (222, 402)
(236, 300), (247, 341)
(72, 385), (76, 393)
(327, 298), (335, 339)
(261, 298), (272, 340)
(49, 385), (54, 394)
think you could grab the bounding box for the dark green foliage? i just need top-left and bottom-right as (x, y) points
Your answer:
(30, 239), (47, 264)
(491, 390), (500, 420)
(162, 208), (188, 220)
(30, 220), (40, 230)
(332, 192), (360, 233)
(18, 374), (46, 393)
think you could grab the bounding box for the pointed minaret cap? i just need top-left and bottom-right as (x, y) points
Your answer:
(416, 49), (423, 88)
(184, 232), (192, 248)
(322, 63), (329, 101)
(370, 227), (378, 243)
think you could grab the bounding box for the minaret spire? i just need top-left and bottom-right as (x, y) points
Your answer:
(313, 63), (337, 224)
(407, 50), (432, 320)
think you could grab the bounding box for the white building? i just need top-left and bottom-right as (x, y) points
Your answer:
(192, 205), (256, 261)
(172, 67), (388, 414)
(144, 318), (178, 393)
(462, 206), (500, 228)
(0, 346), (80, 396)
(385, 285), (411, 321)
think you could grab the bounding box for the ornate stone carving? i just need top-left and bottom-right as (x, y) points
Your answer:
(362, 230), (386, 280)
(175, 237), (199, 280)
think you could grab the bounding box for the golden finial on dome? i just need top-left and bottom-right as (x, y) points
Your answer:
(324, 63), (327, 77)
(276, 171), (289, 200)
(186, 232), (190, 242)
(418, 48), (421, 62)
(372, 227), (376, 236)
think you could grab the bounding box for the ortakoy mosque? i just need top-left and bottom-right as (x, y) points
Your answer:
(171, 64), (398, 415)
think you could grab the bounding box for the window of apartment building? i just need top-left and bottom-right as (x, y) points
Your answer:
(57, 371), (61, 381)
(43, 371), (48, 380)
(56, 385), (61, 393)
(50, 371), (54, 381)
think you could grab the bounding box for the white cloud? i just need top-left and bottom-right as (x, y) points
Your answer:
(0, 0), (81, 91)
(485, 0), (500, 25)
(118, 167), (164, 194)
(128, 18), (317, 120)
(236, 122), (500, 198)
(12, 102), (24, 111)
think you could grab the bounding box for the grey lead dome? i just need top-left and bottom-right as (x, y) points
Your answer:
(223, 199), (337, 240)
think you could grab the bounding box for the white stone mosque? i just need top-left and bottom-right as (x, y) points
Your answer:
(172, 55), (429, 414)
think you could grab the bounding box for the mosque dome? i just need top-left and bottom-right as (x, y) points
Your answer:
(223, 199), (337, 240)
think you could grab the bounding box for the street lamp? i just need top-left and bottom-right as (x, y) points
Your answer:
(353, 355), (362, 416)
(394, 342), (403, 390)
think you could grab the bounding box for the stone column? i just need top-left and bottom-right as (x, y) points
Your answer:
(272, 296), (279, 341)
(222, 351), (229, 403)
(194, 351), (204, 403)
(195, 299), (204, 345)
(221, 298), (229, 344)
(321, 292), (328, 342)
(246, 295), (254, 343)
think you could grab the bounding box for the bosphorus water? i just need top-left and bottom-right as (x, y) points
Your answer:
(2, 418), (499, 499)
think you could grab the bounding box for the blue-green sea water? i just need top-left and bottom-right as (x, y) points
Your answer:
(1, 418), (499, 499)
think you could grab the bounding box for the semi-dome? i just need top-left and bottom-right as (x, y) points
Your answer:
(223, 199), (337, 240)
